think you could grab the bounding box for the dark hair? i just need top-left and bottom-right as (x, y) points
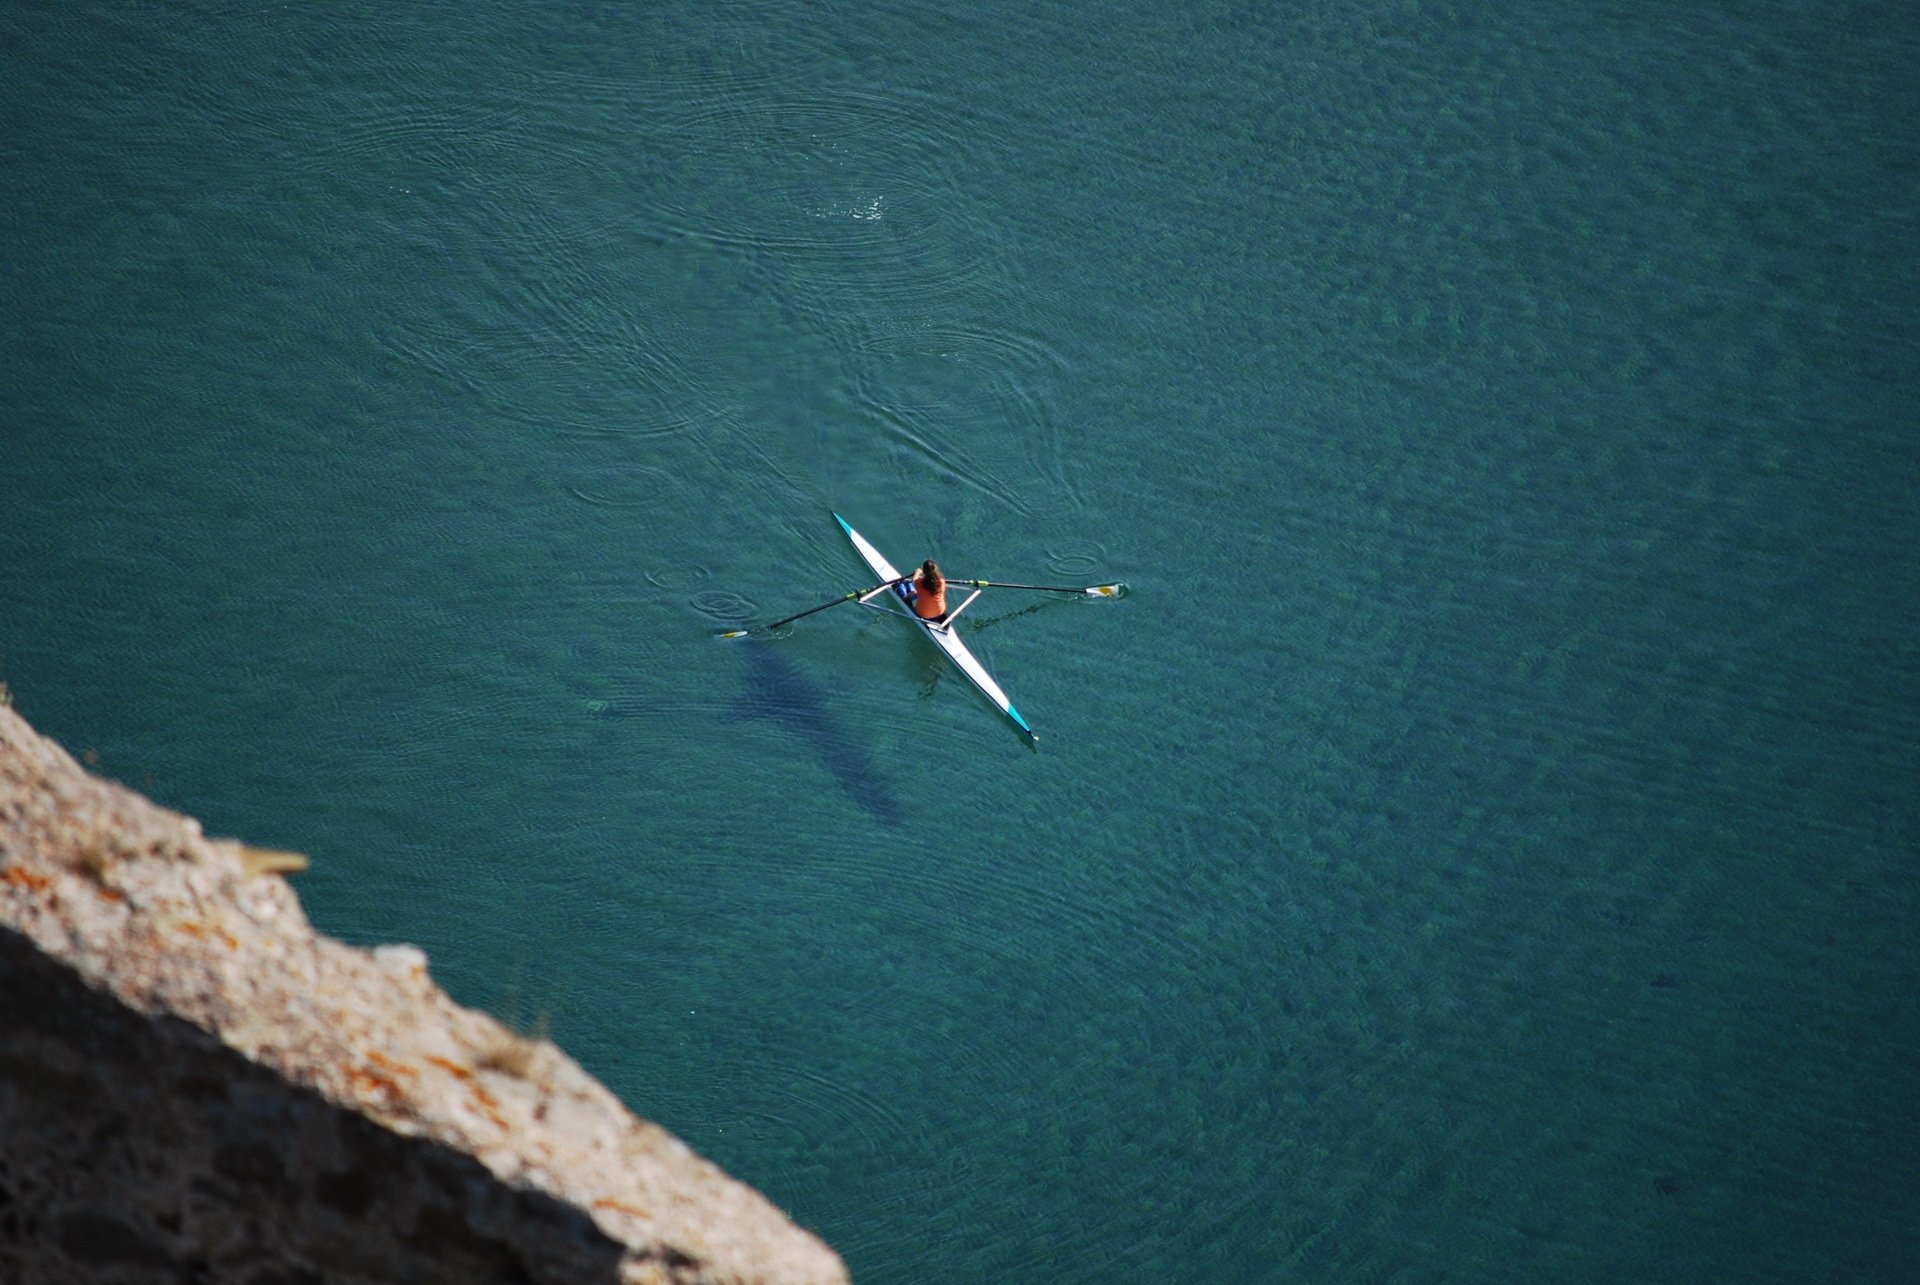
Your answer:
(920, 559), (944, 592)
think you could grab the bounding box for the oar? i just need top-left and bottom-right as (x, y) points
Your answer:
(947, 579), (1127, 597)
(718, 577), (909, 638)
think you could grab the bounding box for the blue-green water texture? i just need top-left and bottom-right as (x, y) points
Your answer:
(5, 2), (1917, 1280)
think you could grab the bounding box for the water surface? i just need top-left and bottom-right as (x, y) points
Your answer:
(3, 1), (1915, 1280)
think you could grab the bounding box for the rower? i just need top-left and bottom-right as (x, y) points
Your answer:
(911, 560), (948, 622)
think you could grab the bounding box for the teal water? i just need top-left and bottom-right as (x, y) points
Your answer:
(5, 1), (1917, 1280)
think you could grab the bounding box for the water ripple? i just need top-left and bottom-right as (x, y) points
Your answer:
(692, 590), (755, 624)
(1045, 547), (1109, 578)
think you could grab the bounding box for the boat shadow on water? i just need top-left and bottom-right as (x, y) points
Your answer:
(589, 643), (903, 826)
(727, 642), (905, 827)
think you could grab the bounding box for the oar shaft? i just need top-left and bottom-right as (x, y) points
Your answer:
(952, 579), (1123, 595)
(722, 577), (908, 636)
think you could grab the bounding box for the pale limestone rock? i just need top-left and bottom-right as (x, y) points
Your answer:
(0, 700), (847, 1285)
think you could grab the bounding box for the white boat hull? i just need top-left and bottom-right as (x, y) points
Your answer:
(834, 513), (1035, 740)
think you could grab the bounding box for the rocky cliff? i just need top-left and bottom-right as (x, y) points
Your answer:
(0, 698), (848, 1285)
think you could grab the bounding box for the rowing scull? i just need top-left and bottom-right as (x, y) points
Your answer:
(833, 513), (1036, 741)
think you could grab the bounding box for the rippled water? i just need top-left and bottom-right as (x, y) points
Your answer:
(4, 1), (1916, 1280)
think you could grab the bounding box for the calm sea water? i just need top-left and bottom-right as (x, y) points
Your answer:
(5, 1), (1916, 1280)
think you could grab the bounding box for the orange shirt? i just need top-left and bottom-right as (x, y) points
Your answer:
(913, 574), (947, 619)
